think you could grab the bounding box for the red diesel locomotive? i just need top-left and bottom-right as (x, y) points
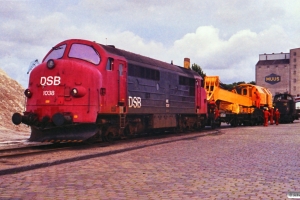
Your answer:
(12, 39), (208, 142)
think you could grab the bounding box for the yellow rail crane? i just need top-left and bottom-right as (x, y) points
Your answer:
(204, 76), (272, 127)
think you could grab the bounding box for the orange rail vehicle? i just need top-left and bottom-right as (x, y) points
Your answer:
(204, 76), (272, 127)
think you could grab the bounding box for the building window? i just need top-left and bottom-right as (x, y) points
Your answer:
(294, 86), (297, 91)
(294, 79), (297, 83)
(294, 58), (297, 62)
(294, 52), (297, 56)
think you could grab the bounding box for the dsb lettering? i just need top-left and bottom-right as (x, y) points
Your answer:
(128, 96), (142, 108)
(40, 76), (61, 86)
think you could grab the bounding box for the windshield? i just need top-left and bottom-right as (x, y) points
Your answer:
(44, 44), (66, 62)
(68, 43), (100, 65)
(274, 94), (283, 101)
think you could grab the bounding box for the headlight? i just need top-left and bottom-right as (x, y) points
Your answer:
(24, 89), (32, 98)
(71, 88), (78, 96)
(47, 59), (55, 69)
(70, 86), (86, 97)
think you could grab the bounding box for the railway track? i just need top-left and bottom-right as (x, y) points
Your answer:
(0, 126), (226, 159)
(0, 128), (224, 176)
(0, 143), (81, 159)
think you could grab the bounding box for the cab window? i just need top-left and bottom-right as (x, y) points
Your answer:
(44, 44), (66, 62)
(106, 58), (114, 70)
(274, 95), (282, 101)
(69, 44), (100, 65)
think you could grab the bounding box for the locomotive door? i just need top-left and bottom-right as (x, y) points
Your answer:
(117, 60), (127, 113)
(165, 80), (170, 112)
(196, 78), (201, 113)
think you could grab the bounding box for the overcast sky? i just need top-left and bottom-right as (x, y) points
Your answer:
(1, 0), (300, 87)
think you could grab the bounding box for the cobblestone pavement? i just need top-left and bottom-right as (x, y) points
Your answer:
(0, 122), (300, 199)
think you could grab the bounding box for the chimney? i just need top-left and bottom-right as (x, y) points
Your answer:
(184, 58), (190, 69)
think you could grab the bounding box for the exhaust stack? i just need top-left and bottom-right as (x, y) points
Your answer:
(184, 58), (190, 69)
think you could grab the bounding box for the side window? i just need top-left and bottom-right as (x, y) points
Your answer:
(106, 58), (114, 71)
(201, 79), (204, 88)
(119, 64), (123, 76)
(179, 76), (195, 96)
(243, 89), (247, 95)
(128, 64), (160, 80)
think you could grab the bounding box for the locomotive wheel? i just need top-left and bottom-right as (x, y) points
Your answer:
(210, 119), (216, 129)
(289, 116), (294, 123)
(173, 127), (180, 133)
(252, 108), (264, 125)
(103, 132), (114, 142)
(214, 118), (221, 127)
(123, 126), (131, 138)
(230, 118), (238, 127)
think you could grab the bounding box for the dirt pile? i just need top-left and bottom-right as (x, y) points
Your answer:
(0, 69), (30, 133)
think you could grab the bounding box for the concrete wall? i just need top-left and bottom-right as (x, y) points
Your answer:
(256, 64), (290, 95)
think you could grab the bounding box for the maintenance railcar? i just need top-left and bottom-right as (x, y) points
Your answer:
(205, 76), (273, 127)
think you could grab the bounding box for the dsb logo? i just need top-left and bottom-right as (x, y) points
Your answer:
(40, 76), (61, 86)
(128, 96), (142, 108)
